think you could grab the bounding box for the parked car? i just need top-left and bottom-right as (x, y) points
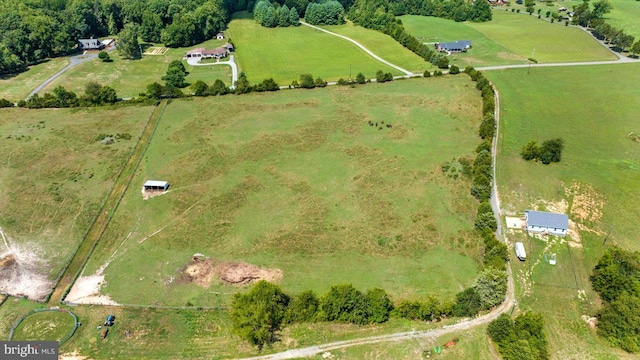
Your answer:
(104, 315), (116, 327)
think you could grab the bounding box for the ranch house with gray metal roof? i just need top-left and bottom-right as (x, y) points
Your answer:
(525, 210), (569, 236)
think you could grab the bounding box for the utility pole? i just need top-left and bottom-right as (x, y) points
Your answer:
(527, 48), (536, 74)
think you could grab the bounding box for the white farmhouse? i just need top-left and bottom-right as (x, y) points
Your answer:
(525, 210), (569, 236)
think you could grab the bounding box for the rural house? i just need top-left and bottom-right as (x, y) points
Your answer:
(525, 210), (569, 236)
(216, 33), (224, 40)
(78, 38), (104, 51)
(184, 47), (228, 59)
(143, 180), (169, 192)
(435, 40), (472, 53)
(224, 43), (234, 52)
(185, 48), (205, 58)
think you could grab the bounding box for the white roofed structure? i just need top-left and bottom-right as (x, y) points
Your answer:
(143, 180), (169, 191)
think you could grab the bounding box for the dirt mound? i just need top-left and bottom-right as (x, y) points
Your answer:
(0, 253), (16, 268)
(181, 257), (282, 288)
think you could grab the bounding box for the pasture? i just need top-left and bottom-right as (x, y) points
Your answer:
(39, 38), (232, 98)
(79, 77), (485, 308)
(401, 10), (616, 66)
(0, 57), (69, 101)
(11, 310), (76, 342)
(317, 21), (430, 73)
(227, 12), (401, 84)
(489, 63), (640, 358)
(0, 105), (154, 300)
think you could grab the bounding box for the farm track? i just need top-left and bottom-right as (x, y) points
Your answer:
(47, 101), (167, 305)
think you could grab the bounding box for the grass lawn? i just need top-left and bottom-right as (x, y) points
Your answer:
(0, 105), (154, 298)
(40, 38), (232, 98)
(318, 21), (430, 73)
(489, 63), (640, 358)
(0, 57), (69, 101)
(401, 10), (616, 66)
(227, 12), (401, 84)
(80, 76), (485, 308)
(11, 310), (76, 342)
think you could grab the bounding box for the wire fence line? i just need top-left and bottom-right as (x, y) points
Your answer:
(8, 307), (80, 345)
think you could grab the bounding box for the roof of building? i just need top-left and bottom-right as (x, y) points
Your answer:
(203, 47), (227, 55)
(186, 48), (205, 55)
(224, 43), (234, 49)
(144, 180), (169, 187)
(525, 210), (569, 230)
(439, 40), (472, 50)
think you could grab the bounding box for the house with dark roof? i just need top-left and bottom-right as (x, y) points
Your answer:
(436, 40), (472, 53)
(78, 38), (104, 51)
(525, 210), (569, 236)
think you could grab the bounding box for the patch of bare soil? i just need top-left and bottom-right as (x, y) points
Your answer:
(566, 182), (605, 233)
(65, 263), (119, 305)
(141, 188), (167, 200)
(581, 315), (598, 329)
(0, 234), (53, 301)
(181, 256), (283, 288)
(60, 351), (91, 360)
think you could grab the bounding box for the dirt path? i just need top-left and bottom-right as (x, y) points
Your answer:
(47, 101), (167, 305)
(300, 21), (414, 76)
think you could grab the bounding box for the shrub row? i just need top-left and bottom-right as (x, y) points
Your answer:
(488, 312), (549, 359)
(16, 83), (117, 109)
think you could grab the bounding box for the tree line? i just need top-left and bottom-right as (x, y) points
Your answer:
(571, 0), (639, 54)
(253, 0), (300, 27)
(590, 247), (640, 353)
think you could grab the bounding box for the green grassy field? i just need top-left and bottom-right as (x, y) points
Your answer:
(40, 38), (231, 98)
(227, 12), (401, 84)
(0, 58), (69, 101)
(78, 77), (485, 307)
(11, 310), (76, 342)
(0, 106), (153, 297)
(401, 10), (616, 66)
(318, 21), (430, 73)
(489, 63), (640, 358)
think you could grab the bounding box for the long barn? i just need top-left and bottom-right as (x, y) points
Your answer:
(525, 210), (568, 236)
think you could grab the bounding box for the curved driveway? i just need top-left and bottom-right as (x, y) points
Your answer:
(300, 21), (414, 76)
(26, 52), (98, 100)
(186, 54), (239, 89)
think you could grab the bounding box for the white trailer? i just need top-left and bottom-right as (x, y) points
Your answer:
(515, 242), (526, 261)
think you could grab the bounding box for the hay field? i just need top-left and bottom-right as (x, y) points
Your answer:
(0, 105), (154, 299)
(82, 77), (486, 307)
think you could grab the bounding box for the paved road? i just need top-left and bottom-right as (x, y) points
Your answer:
(186, 54), (239, 89)
(300, 21), (414, 76)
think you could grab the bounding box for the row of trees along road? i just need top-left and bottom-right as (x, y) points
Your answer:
(571, 0), (640, 54)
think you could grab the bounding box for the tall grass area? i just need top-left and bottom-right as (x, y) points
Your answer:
(83, 77), (485, 307)
(227, 12), (401, 84)
(0, 57), (69, 101)
(490, 63), (640, 358)
(318, 22), (430, 73)
(0, 106), (153, 281)
(40, 38), (231, 98)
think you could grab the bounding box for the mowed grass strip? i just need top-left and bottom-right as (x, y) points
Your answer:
(0, 105), (153, 281)
(84, 77), (485, 308)
(227, 12), (401, 84)
(318, 22), (430, 73)
(40, 38), (232, 98)
(0, 57), (69, 101)
(469, 10), (616, 63)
